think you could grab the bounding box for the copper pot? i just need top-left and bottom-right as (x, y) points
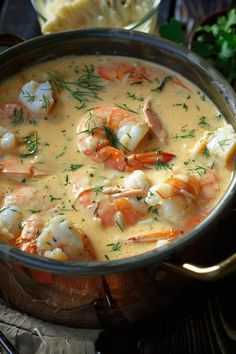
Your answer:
(0, 30), (236, 328)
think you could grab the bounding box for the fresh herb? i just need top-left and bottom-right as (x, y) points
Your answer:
(199, 116), (210, 128)
(69, 164), (83, 171)
(218, 139), (230, 151)
(215, 112), (222, 120)
(65, 175), (69, 186)
(105, 254), (110, 260)
(151, 76), (173, 92)
(148, 206), (159, 215)
(203, 147), (211, 159)
(29, 209), (41, 214)
(116, 221), (124, 232)
(195, 165), (207, 176)
(49, 195), (62, 202)
(156, 160), (173, 171)
(197, 91), (206, 101)
(115, 103), (139, 114)
(48, 65), (104, 105)
(29, 119), (39, 126)
(103, 126), (129, 151)
(93, 185), (104, 194)
(196, 105), (200, 111)
(159, 18), (185, 44)
(22, 91), (36, 103)
(10, 108), (24, 126)
(75, 102), (85, 110)
(172, 125), (196, 140)
(191, 9), (236, 89)
(56, 146), (67, 158)
(41, 94), (50, 110)
(173, 102), (188, 111)
(126, 92), (144, 102)
(106, 241), (122, 252)
(21, 131), (40, 158)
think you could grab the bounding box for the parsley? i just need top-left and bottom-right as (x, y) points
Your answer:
(199, 116), (210, 128)
(21, 131), (40, 158)
(10, 108), (24, 126)
(191, 9), (236, 89)
(159, 18), (185, 44)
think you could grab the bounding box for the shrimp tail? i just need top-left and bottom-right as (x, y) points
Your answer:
(126, 228), (181, 243)
(143, 97), (168, 144)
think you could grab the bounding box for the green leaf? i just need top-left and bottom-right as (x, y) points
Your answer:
(159, 19), (185, 44)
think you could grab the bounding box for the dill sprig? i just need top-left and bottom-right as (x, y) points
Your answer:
(47, 65), (104, 104)
(199, 116), (210, 129)
(172, 125), (196, 140)
(115, 103), (140, 114)
(103, 125), (130, 151)
(20, 131), (40, 158)
(106, 241), (122, 251)
(126, 92), (144, 102)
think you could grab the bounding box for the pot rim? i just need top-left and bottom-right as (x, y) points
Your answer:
(0, 28), (236, 276)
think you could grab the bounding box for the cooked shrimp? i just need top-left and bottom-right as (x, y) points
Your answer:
(0, 126), (16, 153)
(199, 169), (220, 202)
(126, 228), (181, 243)
(36, 216), (95, 261)
(97, 62), (151, 84)
(19, 80), (54, 114)
(0, 205), (23, 242)
(0, 103), (29, 120)
(76, 170), (150, 228)
(15, 214), (44, 254)
(77, 106), (175, 171)
(143, 97), (168, 144)
(145, 173), (200, 224)
(0, 158), (50, 179)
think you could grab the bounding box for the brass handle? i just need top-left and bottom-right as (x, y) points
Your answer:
(162, 252), (236, 281)
(0, 33), (24, 51)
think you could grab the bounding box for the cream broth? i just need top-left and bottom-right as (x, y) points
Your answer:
(0, 55), (234, 261)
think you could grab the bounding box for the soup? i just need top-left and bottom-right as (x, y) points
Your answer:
(0, 56), (235, 261)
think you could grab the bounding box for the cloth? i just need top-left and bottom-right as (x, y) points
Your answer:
(0, 300), (101, 354)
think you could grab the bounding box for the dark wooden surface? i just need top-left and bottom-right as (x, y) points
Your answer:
(1, 1), (236, 354)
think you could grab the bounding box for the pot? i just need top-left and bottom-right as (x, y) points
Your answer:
(0, 29), (236, 328)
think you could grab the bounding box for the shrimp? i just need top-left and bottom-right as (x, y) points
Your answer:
(0, 103), (29, 120)
(0, 205), (23, 242)
(0, 158), (50, 179)
(37, 216), (95, 261)
(97, 62), (151, 84)
(15, 214), (44, 254)
(145, 173), (200, 224)
(77, 106), (175, 171)
(15, 215), (95, 261)
(143, 97), (168, 145)
(199, 170), (220, 202)
(0, 126), (16, 153)
(127, 173), (202, 244)
(19, 80), (54, 114)
(76, 170), (150, 228)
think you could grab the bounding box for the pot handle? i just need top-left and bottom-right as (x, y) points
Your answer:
(162, 252), (236, 281)
(0, 33), (24, 52)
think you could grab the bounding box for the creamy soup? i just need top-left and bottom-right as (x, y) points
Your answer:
(0, 56), (235, 261)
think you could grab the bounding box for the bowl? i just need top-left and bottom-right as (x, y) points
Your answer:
(31, 0), (161, 34)
(0, 29), (236, 328)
